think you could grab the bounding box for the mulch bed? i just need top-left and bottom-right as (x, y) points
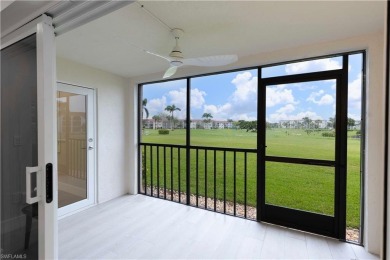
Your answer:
(143, 186), (359, 242)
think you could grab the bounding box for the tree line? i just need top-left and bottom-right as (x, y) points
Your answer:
(143, 99), (358, 131)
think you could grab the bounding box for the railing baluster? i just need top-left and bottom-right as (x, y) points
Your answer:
(178, 147), (181, 203)
(144, 145), (147, 194)
(69, 140), (71, 177)
(234, 151), (236, 216)
(138, 143), (257, 221)
(205, 149), (207, 209)
(151, 145), (153, 197)
(164, 146), (167, 199)
(72, 140), (74, 177)
(78, 140), (81, 179)
(214, 150), (217, 212)
(244, 152), (247, 218)
(224, 151), (226, 214)
(157, 146), (160, 197)
(84, 140), (87, 178)
(171, 146), (173, 201)
(77, 140), (79, 178)
(196, 148), (199, 207)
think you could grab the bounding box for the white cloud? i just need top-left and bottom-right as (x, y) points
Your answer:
(348, 113), (361, 121)
(231, 71), (252, 85)
(231, 114), (257, 121)
(307, 90), (334, 105)
(348, 73), (363, 110)
(165, 88), (186, 118)
(202, 71), (298, 120)
(167, 88), (186, 110)
(317, 94), (334, 105)
(267, 98), (322, 123)
(348, 72), (362, 102)
(201, 72), (258, 120)
(190, 88), (206, 109)
(276, 104), (295, 114)
(145, 87), (207, 119)
(203, 103), (233, 119)
(147, 96), (167, 117)
(307, 90), (324, 101)
(159, 87), (207, 119)
(285, 58), (341, 75)
(266, 85), (296, 107)
(269, 110), (322, 123)
(231, 72), (257, 103)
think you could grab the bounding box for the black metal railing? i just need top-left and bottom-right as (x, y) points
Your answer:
(139, 143), (257, 219)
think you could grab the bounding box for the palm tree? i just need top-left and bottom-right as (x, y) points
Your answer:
(152, 115), (161, 129)
(302, 117), (312, 129)
(202, 113), (213, 121)
(328, 117), (335, 129)
(315, 119), (323, 129)
(202, 113), (213, 129)
(165, 104), (181, 130)
(142, 98), (149, 118)
(227, 118), (233, 129)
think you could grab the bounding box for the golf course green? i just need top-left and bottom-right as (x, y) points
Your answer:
(141, 128), (361, 228)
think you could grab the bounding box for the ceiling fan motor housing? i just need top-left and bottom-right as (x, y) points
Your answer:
(169, 45), (183, 59)
(170, 60), (183, 66)
(169, 28), (184, 59)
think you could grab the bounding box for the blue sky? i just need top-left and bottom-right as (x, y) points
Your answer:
(143, 54), (363, 122)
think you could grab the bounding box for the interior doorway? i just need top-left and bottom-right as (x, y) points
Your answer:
(57, 83), (96, 217)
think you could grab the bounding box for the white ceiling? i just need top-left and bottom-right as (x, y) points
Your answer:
(56, 1), (385, 79)
(1, 1), (14, 11)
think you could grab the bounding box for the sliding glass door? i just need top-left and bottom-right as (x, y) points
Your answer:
(1, 34), (39, 259)
(1, 16), (57, 259)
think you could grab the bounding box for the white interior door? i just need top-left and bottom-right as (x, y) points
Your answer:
(57, 83), (96, 217)
(1, 15), (57, 259)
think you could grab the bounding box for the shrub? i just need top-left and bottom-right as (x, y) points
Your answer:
(158, 129), (170, 135)
(356, 130), (361, 135)
(305, 130), (313, 135)
(322, 132), (335, 137)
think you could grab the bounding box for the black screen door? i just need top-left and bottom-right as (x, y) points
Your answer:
(258, 68), (348, 239)
(1, 35), (39, 258)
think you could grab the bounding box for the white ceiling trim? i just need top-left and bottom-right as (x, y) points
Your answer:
(1, 0), (133, 40)
(48, 1), (134, 36)
(1, 1), (59, 37)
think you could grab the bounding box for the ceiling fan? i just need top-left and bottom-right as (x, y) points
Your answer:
(145, 28), (238, 79)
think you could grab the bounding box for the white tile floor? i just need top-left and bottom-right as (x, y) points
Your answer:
(59, 195), (379, 259)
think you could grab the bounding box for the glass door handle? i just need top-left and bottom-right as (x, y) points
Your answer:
(26, 166), (41, 204)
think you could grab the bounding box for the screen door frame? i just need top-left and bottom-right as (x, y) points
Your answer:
(258, 60), (348, 239)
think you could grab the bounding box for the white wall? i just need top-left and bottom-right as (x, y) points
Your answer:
(57, 57), (129, 203)
(129, 32), (385, 256)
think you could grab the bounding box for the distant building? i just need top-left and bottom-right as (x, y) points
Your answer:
(278, 119), (330, 129)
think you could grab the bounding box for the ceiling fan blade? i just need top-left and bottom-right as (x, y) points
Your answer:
(163, 66), (178, 79)
(145, 50), (172, 62)
(182, 54), (238, 67)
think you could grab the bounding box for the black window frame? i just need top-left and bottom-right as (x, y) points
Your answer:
(137, 50), (366, 244)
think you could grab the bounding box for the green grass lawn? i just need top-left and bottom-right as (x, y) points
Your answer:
(141, 128), (361, 228)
